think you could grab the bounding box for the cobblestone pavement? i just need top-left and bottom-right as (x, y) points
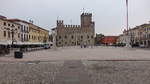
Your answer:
(54, 60), (94, 84)
(83, 61), (150, 84)
(1, 46), (150, 62)
(0, 61), (64, 84)
(1, 61), (150, 84)
(1, 47), (150, 84)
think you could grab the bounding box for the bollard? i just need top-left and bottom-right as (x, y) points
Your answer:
(14, 51), (23, 59)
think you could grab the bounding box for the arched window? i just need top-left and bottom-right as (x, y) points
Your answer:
(65, 35), (67, 39)
(59, 36), (61, 39)
(87, 35), (89, 39)
(91, 35), (93, 39)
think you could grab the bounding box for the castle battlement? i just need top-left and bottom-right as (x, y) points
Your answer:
(57, 20), (64, 24)
(81, 13), (92, 16)
(64, 25), (80, 28)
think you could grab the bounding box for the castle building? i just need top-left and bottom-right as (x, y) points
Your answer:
(55, 13), (95, 47)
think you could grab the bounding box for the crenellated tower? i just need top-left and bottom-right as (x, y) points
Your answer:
(81, 13), (93, 28)
(57, 20), (64, 27)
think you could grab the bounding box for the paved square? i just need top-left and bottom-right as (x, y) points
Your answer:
(0, 46), (150, 62)
(1, 47), (150, 84)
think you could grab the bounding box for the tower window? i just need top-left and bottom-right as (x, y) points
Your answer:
(72, 35), (74, 39)
(59, 36), (61, 39)
(87, 35), (89, 39)
(65, 35), (67, 39)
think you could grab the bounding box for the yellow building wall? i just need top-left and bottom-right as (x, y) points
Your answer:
(0, 19), (21, 44)
(28, 24), (49, 43)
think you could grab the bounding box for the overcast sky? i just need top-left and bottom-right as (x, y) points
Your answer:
(0, 0), (150, 35)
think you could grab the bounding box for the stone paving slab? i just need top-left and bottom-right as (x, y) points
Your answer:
(54, 60), (94, 84)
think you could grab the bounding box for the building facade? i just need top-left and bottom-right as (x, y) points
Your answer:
(118, 22), (150, 47)
(29, 23), (49, 43)
(8, 19), (30, 42)
(138, 24), (150, 47)
(100, 36), (118, 45)
(55, 13), (95, 47)
(0, 15), (49, 45)
(116, 34), (126, 44)
(0, 16), (21, 45)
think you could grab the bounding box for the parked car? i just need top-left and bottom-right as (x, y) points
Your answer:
(44, 44), (51, 49)
(131, 44), (139, 48)
(139, 44), (145, 48)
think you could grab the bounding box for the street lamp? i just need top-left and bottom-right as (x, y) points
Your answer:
(11, 25), (15, 48)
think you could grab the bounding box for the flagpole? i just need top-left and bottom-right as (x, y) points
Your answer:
(125, 0), (131, 48)
(126, 0), (129, 35)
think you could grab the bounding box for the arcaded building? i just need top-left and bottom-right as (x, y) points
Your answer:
(55, 13), (95, 47)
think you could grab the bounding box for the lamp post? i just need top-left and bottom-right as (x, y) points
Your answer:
(11, 25), (15, 48)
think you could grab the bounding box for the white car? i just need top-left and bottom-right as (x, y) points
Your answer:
(139, 45), (145, 48)
(44, 45), (51, 49)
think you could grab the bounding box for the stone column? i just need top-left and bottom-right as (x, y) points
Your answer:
(125, 34), (132, 48)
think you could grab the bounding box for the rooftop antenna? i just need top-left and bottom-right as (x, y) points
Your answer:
(83, 8), (85, 13)
(70, 19), (72, 25)
(29, 19), (34, 24)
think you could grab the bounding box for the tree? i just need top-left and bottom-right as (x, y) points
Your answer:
(95, 33), (105, 45)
